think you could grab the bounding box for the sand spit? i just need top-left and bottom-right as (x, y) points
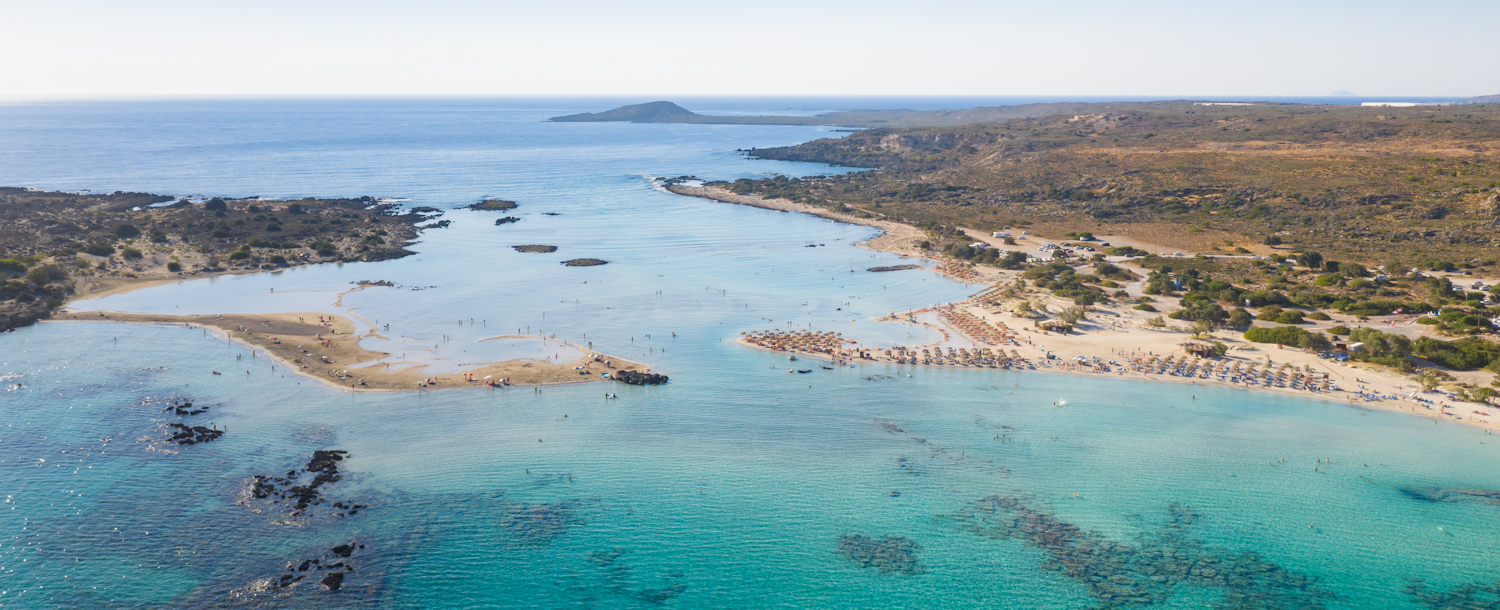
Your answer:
(53, 310), (653, 392)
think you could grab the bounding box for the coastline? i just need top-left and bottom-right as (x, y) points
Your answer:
(52, 310), (654, 393)
(669, 186), (1500, 433)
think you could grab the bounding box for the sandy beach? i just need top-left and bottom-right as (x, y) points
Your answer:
(674, 186), (1500, 433)
(52, 310), (654, 392)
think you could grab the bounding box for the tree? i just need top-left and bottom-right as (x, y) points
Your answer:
(1192, 319), (1215, 337)
(1297, 332), (1331, 351)
(1263, 235), (1283, 246)
(1298, 251), (1323, 270)
(1417, 373), (1439, 391)
(1211, 341), (1230, 357)
(1227, 308), (1253, 329)
(1058, 306), (1086, 325)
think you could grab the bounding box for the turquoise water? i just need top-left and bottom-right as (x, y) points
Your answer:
(3, 100), (1499, 608)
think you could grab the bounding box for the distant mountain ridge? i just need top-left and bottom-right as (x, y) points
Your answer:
(1465, 94), (1500, 104)
(549, 100), (1281, 128)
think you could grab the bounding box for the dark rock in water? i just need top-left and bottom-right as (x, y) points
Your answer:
(868, 265), (922, 272)
(244, 449), (361, 518)
(166, 422), (223, 444)
(612, 370), (668, 385)
(352, 279), (394, 287)
(469, 199), (518, 210)
(330, 543), (354, 558)
(542, 212), (561, 216)
(512, 245), (558, 253)
(165, 401), (208, 416)
(562, 258), (608, 267)
(494, 216), (521, 226)
(420, 219), (452, 229)
(320, 572), (344, 591)
(409, 206), (441, 213)
(837, 535), (925, 575)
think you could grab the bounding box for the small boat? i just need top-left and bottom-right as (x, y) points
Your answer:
(786, 369), (795, 373)
(822, 366), (833, 370)
(797, 369), (812, 374)
(787, 356), (797, 361)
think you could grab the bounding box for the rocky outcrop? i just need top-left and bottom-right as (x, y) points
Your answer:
(166, 422), (223, 445)
(562, 258), (607, 267)
(612, 370), (667, 385)
(246, 449), (366, 517)
(469, 199), (517, 210)
(868, 265), (921, 272)
(513, 245), (558, 253)
(494, 217), (520, 226)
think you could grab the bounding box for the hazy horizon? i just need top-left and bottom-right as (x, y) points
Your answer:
(3, 0), (1495, 99)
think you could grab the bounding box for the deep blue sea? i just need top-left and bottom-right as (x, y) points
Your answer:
(1, 98), (1497, 609)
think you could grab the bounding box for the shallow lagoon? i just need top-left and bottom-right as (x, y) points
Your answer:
(3, 99), (1499, 608)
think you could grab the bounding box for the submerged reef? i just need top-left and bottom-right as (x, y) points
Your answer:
(947, 496), (1335, 609)
(1401, 486), (1500, 507)
(1405, 578), (1500, 609)
(499, 500), (585, 545)
(837, 535), (925, 575)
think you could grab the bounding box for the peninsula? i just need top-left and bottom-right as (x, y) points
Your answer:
(0, 188), (432, 331)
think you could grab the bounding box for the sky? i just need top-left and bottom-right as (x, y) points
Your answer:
(2, 0), (1496, 99)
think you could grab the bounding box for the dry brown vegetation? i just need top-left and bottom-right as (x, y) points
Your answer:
(736, 102), (1500, 269)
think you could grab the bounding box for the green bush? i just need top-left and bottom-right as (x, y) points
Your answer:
(84, 243), (115, 256)
(1327, 325), (1351, 335)
(269, 255), (288, 265)
(1413, 337), (1500, 371)
(0, 259), (26, 275)
(120, 247), (143, 260)
(1133, 303), (1157, 312)
(1244, 326), (1309, 345)
(203, 198), (227, 211)
(166, 261), (182, 272)
(227, 250), (250, 261)
(113, 224), (141, 239)
(1273, 311), (1305, 324)
(1305, 311), (1331, 320)
(25, 263), (68, 284)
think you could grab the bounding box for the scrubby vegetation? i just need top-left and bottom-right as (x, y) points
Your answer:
(0, 188), (428, 330)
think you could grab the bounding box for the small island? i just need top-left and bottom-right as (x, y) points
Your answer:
(562, 258), (608, 267)
(868, 265), (922, 272)
(469, 199), (518, 211)
(494, 217), (520, 226)
(513, 245), (558, 253)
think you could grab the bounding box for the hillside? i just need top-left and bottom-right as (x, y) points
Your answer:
(0, 189), (429, 331)
(723, 102), (1500, 268)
